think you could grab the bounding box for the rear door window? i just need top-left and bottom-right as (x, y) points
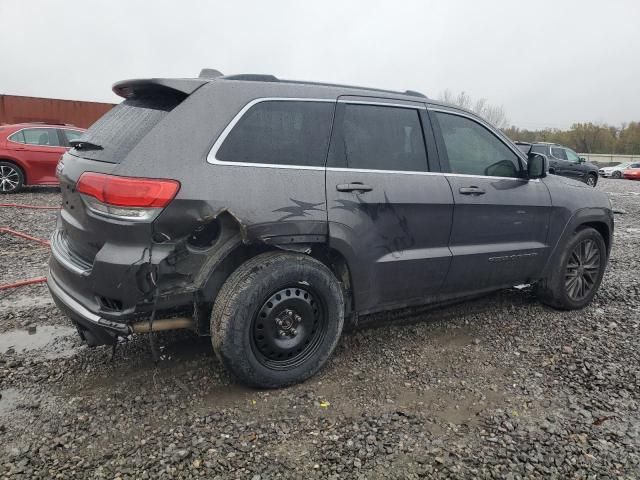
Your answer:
(551, 147), (567, 160)
(328, 103), (428, 171)
(8, 130), (25, 143)
(22, 128), (62, 147)
(216, 100), (334, 167)
(531, 145), (548, 155)
(435, 112), (521, 178)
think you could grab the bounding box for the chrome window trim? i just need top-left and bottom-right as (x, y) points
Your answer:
(205, 98), (538, 182)
(337, 99), (426, 110)
(207, 97), (335, 168)
(7, 126), (83, 148)
(326, 166), (536, 182)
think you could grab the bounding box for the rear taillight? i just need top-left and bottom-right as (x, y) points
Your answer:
(76, 172), (180, 221)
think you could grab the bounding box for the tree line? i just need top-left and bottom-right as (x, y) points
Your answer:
(439, 90), (640, 155)
(503, 123), (640, 155)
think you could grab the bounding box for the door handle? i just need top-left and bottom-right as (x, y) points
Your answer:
(459, 186), (486, 195)
(336, 183), (373, 193)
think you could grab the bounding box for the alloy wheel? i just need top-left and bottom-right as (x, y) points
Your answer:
(0, 165), (20, 192)
(586, 175), (596, 187)
(251, 286), (327, 370)
(565, 239), (601, 301)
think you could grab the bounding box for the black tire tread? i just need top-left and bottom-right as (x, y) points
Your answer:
(211, 251), (344, 388)
(536, 227), (606, 310)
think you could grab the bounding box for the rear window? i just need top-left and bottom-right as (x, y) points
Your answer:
(70, 95), (181, 163)
(216, 100), (334, 167)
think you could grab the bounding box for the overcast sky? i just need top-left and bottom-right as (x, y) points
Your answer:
(1, 0), (638, 129)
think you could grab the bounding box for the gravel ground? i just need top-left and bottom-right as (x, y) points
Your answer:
(0, 179), (638, 479)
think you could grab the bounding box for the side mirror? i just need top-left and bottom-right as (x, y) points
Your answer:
(579, 157), (586, 164)
(527, 153), (547, 179)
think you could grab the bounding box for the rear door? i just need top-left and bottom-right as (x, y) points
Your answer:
(326, 97), (454, 313)
(7, 127), (65, 184)
(430, 108), (552, 294)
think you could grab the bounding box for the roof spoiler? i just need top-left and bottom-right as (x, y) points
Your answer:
(112, 78), (209, 99)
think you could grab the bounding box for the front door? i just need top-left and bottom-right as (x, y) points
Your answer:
(430, 108), (552, 295)
(326, 97), (454, 313)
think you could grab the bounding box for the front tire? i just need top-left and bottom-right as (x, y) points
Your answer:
(0, 162), (24, 193)
(536, 227), (607, 310)
(612, 171), (622, 179)
(211, 252), (344, 388)
(586, 173), (597, 187)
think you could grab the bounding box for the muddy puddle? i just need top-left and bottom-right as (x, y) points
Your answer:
(0, 325), (78, 359)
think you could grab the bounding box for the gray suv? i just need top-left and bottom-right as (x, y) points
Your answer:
(48, 71), (613, 388)
(515, 142), (600, 187)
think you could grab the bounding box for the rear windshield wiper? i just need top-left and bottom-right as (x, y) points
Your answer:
(69, 139), (103, 151)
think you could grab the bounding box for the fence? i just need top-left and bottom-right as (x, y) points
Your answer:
(579, 153), (640, 166)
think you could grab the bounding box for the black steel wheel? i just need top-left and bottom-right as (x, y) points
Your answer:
(536, 227), (607, 310)
(0, 162), (24, 193)
(251, 286), (327, 370)
(211, 252), (344, 388)
(564, 239), (601, 301)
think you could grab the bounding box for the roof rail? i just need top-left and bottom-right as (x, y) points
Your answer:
(222, 74), (279, 82)
(218, 73), (428, 99)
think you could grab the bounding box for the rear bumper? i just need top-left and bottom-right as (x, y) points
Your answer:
(47, 269), (127, 345)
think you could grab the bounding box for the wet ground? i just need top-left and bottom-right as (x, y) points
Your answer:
(0, 179), (639, 479)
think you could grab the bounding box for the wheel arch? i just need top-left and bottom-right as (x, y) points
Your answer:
(540, 207), (613, 279)
(194, 220), (355, 334)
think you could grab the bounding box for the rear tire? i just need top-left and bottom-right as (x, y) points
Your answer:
(586, 173), (597, 187)
(0, 162), (24, 193)
(536, 227), (607, 310)
(612, 171), (622, 179)
(211, 252), (344, 388)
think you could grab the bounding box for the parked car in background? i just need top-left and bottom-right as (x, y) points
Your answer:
(515, 141), (599, 186)
(0, 123), (85, 193)
(48, 71), (614, 388)
(623, 163), (640, 180)
(599, 162), (634, 179)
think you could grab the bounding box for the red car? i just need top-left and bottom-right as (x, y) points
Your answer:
(623, 162), (640, 180)
(0, 123), (85, 193)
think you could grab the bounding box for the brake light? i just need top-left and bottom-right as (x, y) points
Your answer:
(76, 172), (180, 221)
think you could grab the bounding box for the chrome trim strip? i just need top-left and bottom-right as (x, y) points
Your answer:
(7, 126), (84, 148)
(337, 99), (426, 109)
(326, 167), (536, 182)
(207, 97), (335, 167)
(47, 271), (101, 323)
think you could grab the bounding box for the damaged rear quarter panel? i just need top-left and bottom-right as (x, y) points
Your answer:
(112, 81), (336, 294)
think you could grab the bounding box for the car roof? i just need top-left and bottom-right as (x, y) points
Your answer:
(115, 69), (439, 105)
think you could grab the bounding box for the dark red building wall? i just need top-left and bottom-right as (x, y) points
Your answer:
(0, 95), (114, 128)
